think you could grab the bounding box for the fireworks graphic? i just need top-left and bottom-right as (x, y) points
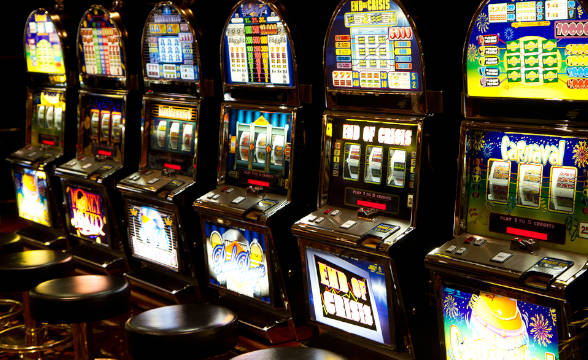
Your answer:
(467, 44), (478, 62)
(504, 27), (514, 41)
(573, 141), (588, 168)
(529, 314), (553, 346)
(467, 293), (479, 310)
(482, 143), (494, 158)
(443, 295), (459, 319)
(578, 5), (584, 17)
(476, 12), (490, 33)
(550, 308), (557, 325)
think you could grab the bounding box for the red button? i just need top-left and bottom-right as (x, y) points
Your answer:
(464, 236), (475, 244)
(324, 208), (332, 214)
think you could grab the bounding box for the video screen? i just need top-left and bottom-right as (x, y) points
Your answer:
(327, 116), (418, 217)
(148, 103), (197, 177)
(224, 107), (292, 192)
(305, 247), (390, 345)
(31, 90), (66, 148)
(442, 286), (559, 360)
(466, 0), (588, 100)
(204, 222), (270, 303)
(25, 9), (65, 74)
(144, 3), (199, 81)
(64, 184), (109, 246)
(79, 93), (124, 161)
(325, 0), (422, 91)
(224, 0), (293, 86)
(127, 203), (179, 271)
(463, 127), (588, 252)
(79, 7), (124, 77)
(13, 167), (51, 227)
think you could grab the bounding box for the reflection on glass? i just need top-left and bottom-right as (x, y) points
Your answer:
(364, 145), (383, 184)
(387, 149), (406, 187)
(344, 143), (361, 181)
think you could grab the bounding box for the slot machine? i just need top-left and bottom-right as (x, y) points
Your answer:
(116, 0), (219, 305)
(425, 1), (588, 360)
(192, 0), (305, 343)
(291, 0), (438, 358)
(54, 1), (140, 274)
(7, 1), (77, 248)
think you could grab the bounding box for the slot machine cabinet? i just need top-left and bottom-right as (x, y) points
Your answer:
(116, 0), (217, 305)
(290, 0), (441, 358)
(425, 1), (588, 360)
(192, 0), (306, 343)
(6, 2), (78, 249)
(54, 2), (141, 275)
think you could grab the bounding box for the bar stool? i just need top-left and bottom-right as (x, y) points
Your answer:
(231, 347), (348, 360)
(0, 249), (73, 357)
(29, 275), (130, 360)
(0, 233), (25, 328)
(125, 304), (238, 359)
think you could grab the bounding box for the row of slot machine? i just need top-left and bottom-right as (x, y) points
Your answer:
(8, 0), (588, 359)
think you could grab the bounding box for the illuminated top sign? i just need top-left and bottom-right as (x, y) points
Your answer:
(342, 123), (412, 146)
(143, 3), (199, 82)
(466, 0), (588, 100)
(223, 0), (294, 86)
(25, 9), (65, 74)
(157, 105), (192, 121)
(78, 6), (125, 77)
(325, 0), (422, 92)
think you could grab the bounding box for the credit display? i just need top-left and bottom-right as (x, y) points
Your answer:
(225, 107), (292, 192)
(148, 103), (197, 177)
(13, 167), (51, 227)
(467, 0), (588, 99)
(325, 0), (422, 91)
(204, 222), (270, 303)
(305, 246), (391, 345)
(327, 116), (418, 217)
(127, 203), (179, 271)
(464, 128), (588, 253)
(224, 0), (294, 86)
(31, 90), (66, 147)
(64, 185), (109, 246)
(25, 10), (65, 74)
(79, 7), (124, 77)
(144, 3), (199, 81)
(442, 286), (559, 360)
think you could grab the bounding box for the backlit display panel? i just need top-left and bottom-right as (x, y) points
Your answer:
(224, 0), (294, 86)
(127, 203), (179, 271)
(442, 286), (559, 360)
(466, 0), (588, 100)
(325, 0), (422, 91)
(463, 127), (588, 254)
(79, 7), (125, 77)
(25, 9), (65, 74)
(64, 185), (109, 246)
(31, 89), (66, 148)
(305, 246), (391, 345)
(148, 103), (197, 177)
(204, 222), (270, 303)
(224, 107), (292, 192)
(13, 167), (51, 227)
(327, 116), (418, 218)
(143, 3), (199, 81)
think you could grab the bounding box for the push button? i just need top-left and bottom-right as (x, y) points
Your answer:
(207, 193), (216, 199)
(232, 196), (245, 204)
(464, 236), (475, 244)
(82, 163), (93, 169)
(491, 252), (513, 263)
(446, 245), (457, 253)
(473, 238), (486, 246)
(330, 209), (341, 216)
(315, 217), (324, 224)
(307, 215), (317, 222)
(212, 194), (220, 200)
(455, 247), (466, 255)
(130, 175), (140, 181)
(340, 220), (356, 229)
(147, 178), (160, 185)
(324, 208), (332, 214)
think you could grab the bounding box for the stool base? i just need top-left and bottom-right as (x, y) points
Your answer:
(0, 298), (23, 328)
(0, 323), (71, 356)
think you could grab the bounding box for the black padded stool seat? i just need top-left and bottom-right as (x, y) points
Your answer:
(29, 275), (130, 324)
(231, 347), (348, 360)
(125, 304), (238, 359)
(0, 250), (72, 292)
(0, 233), (23, 253)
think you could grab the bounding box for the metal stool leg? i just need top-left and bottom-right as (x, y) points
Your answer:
(73, 322), (94, 360)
